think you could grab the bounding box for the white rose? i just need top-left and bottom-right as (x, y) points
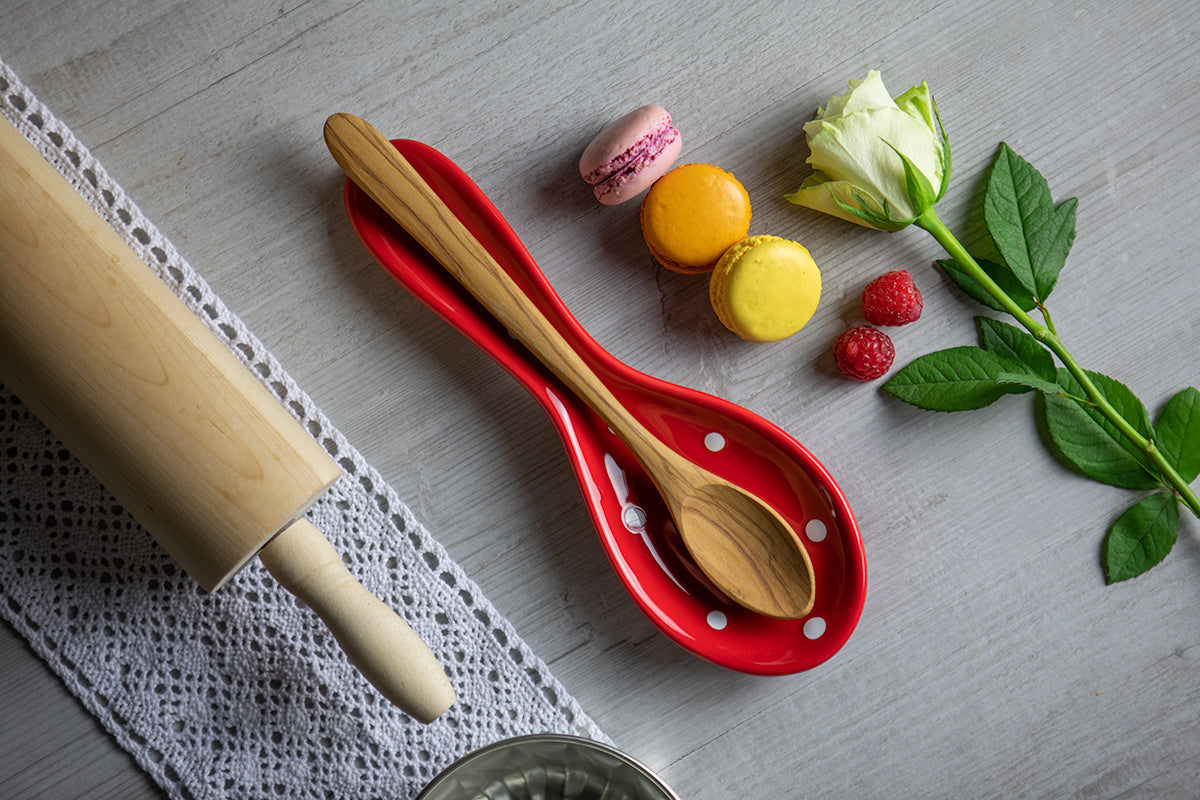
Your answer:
(786, 70), (949, 230)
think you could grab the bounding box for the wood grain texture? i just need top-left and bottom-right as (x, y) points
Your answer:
(0, 115), (341, 591)
(258, 518), (456, 723)
(323, 112), (814, 619)
(0, 111), (454, 727)
(2, 1), (1199, 798)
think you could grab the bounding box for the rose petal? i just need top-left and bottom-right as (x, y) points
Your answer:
(785, 177), (888, 230)
(806, 106), (943, 220)
(818, 70), (894, 120)
(894, 81), (937, 133)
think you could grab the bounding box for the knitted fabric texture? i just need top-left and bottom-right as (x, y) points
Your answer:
(0, 58), (607, 800)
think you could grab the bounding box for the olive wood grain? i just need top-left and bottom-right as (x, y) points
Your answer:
(324, 112), (815, 619)
(0, 115), (454, 722)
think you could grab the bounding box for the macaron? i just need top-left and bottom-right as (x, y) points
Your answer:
(579, 104), (682, 205)
(640, 163), (752, 274)
(709, 235), (822, 342)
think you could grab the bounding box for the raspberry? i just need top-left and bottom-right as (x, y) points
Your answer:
(861, 269), (923, 326)
(834, 325), (895, 381)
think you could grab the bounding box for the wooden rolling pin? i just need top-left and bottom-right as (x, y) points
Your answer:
(0, 115), (454, 723)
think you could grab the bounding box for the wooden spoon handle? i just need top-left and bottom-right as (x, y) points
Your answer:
(324, 113), (658, 465)
(258, 519), (456, 723)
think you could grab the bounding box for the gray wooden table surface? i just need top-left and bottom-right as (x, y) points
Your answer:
(2, 1), (1198, 798)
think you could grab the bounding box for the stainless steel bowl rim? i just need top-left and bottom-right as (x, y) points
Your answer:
(415, 733), (681, 800)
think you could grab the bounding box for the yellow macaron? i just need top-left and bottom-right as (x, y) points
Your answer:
(640, 163), (752, 274)
(709, 235), (822, 342)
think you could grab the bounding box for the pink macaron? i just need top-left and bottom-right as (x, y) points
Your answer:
(579, 104), (682, 205)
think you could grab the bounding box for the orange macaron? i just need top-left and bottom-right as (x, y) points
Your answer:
(640, 163), (752, 274)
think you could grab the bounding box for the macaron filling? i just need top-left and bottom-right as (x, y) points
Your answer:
(583, 124), (681, 187)
(579, 105), (683, 205)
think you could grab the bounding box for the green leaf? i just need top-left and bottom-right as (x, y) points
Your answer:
(1039, 197), (1077, 299)
(983, 143), (1077, 301)
(976, 317), (1056, 382)
(1074, 369), (1155, 454)
(996, 371), (1062, 395)
(1039, 369), (1159, 490)
(883, 346), (1027, 411)
(936, 257), (1037, 313)
(1155, 386), (1200, 483)
(1102, 491), (1179, 583)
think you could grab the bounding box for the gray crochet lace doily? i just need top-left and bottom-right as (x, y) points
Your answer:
(0, 58), (607, 800)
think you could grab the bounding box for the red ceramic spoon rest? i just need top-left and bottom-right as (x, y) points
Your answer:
(342, 138), (866, 674)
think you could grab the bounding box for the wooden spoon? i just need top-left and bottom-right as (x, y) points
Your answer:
(324, 113), (814, 619)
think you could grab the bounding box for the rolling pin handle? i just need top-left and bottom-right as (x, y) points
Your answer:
(258, 519), (456, 723)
